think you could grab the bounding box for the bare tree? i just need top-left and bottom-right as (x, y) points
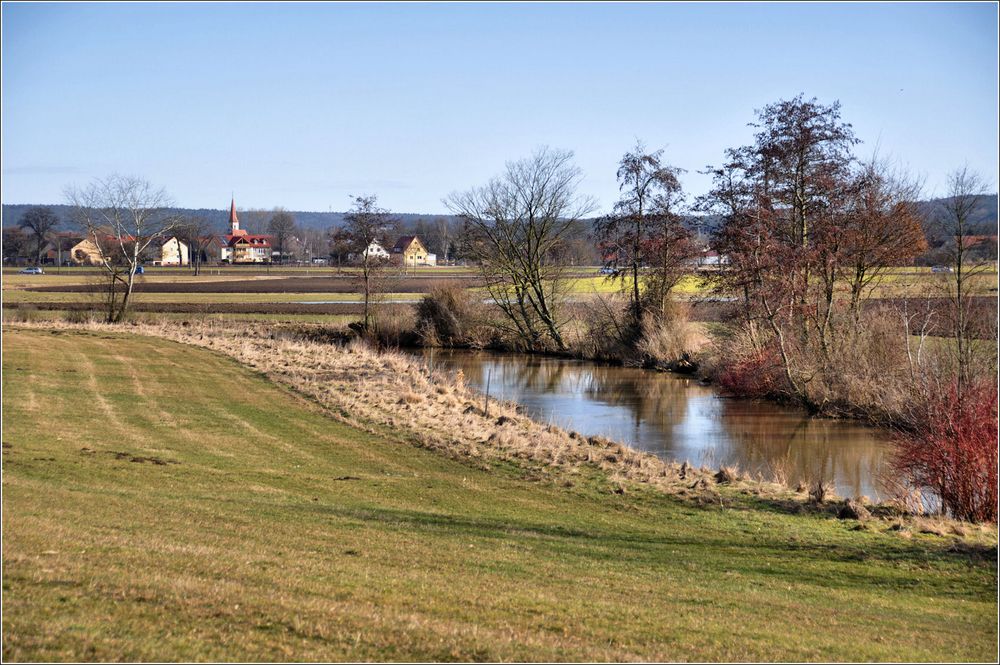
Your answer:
(841, 157), (927, 319)
(239, 208), (270, 235)
(175, 215), (217, 276)
(268, 209), (297, 263)
(937, 167), (993, 389)
(700, 96), (860, 406)
(65, 175), (178, 323)
(343, 195), (395, 331)
(447, 147), (596, 351)
(18, 206), (60, 267)
(327, 226), (352, 269)
(3, 227), (29, 264)
(594, 142), (694, 324)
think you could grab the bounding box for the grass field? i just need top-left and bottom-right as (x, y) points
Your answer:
(1, 290), (425, 304)
(4, 265), (995, 309)
(2, 327), (996, 661)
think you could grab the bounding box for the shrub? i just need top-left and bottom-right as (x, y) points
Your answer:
(635, 302), (701, 368)
(370, 307), (419, 349)
(415, 283), (491, 347)
(4, 304), (40, 323)
(577, 294), (639, 362)
(63, 308), (96, 324)
(715, 342), (786, 399)
(893, 379), (998, 523)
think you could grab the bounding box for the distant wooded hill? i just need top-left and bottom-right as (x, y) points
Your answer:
(0, 204), (460, 234)
(2, 196), (996, 236)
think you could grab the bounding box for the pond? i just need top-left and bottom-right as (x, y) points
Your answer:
(414, 348), (896, 500)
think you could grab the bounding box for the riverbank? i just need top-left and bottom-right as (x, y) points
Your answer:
(6, 318), (992, 529)
(3, 324), (997, 661)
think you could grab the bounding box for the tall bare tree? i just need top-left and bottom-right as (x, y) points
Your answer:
(594, 142), (694, 324)
(700, 96), (860, 405)
(840, 157), (927, 318)
(327, 226), (352, 269)
(447, 147), (595, 351)
(937, 167), (993, 390)
(174, 215), (217, 276)
(18, 206), (60, 267)
(65, 175), (178, 323)
(268, 209), (297, 263)
(3, 227), (29, 264)
(343, 195), (395, 331)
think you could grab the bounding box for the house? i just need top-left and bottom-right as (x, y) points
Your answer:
(357, 240), (389, 261)
(157, 237), (189, 266)
(68, 237), (104, 266)
(390, 235), (435, 267)
(220, 197), (273, 263)
(697, 249), (730, 267)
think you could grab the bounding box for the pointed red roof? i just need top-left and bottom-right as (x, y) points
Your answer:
(229, 197), (239, 226)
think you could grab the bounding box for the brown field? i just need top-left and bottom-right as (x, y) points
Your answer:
(24, 274), (481, 294)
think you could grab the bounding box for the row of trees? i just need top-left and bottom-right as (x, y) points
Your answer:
(698, 96), (990, 407)
(48, 95), (994, 351)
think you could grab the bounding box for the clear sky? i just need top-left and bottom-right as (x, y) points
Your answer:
(2, 2), (997, 214)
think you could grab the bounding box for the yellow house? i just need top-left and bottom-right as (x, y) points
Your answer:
(390, 236), (435, 267)
(69, 238), (104, 266)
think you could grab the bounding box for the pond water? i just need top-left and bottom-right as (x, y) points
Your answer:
(414, 349), (896, 499)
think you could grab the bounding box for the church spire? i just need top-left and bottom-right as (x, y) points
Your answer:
(229, 196), (240, 233)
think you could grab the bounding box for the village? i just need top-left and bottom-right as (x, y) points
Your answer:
(24, 197), (440, 269)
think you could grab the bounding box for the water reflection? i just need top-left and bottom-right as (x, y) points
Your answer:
(416, 349), (893, 499)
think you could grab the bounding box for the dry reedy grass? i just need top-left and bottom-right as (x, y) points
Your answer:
(635, 304), (706, 367)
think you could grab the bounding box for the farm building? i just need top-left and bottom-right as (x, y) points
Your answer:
(391, 235), (435, 267)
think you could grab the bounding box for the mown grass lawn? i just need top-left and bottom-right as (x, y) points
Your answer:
(1, 327), (996, 661)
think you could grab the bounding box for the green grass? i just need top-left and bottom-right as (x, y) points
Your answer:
(2, 328), (997, 661)
(1, 291), (423, 304)
(1, 309), (358, 326)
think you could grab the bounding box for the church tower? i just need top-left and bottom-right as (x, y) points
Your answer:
(228, 196), (246, 236)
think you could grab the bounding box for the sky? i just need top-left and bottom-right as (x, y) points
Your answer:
(2, 2), (997, 215)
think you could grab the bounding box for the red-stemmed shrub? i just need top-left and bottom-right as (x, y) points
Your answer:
(716, 345), (786, 399)
(893, 379), (998, 523)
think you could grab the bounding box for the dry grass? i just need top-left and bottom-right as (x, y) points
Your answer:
(635, 304), (708, 367)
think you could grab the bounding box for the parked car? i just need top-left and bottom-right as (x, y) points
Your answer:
(599, 266), (618, 276)
(135, 266), (145, 275)
(18, 267), (44, 275)
(930, 265), (954, 273)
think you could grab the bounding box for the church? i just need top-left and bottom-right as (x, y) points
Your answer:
(220, 198), (273, 264)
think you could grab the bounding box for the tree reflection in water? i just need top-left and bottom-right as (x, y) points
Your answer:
(418, 349), (892, 499)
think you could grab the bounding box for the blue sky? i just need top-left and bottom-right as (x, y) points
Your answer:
(2, 2), (997, 214)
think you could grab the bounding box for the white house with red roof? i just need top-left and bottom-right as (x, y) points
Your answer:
(219, 197), (273, 263)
